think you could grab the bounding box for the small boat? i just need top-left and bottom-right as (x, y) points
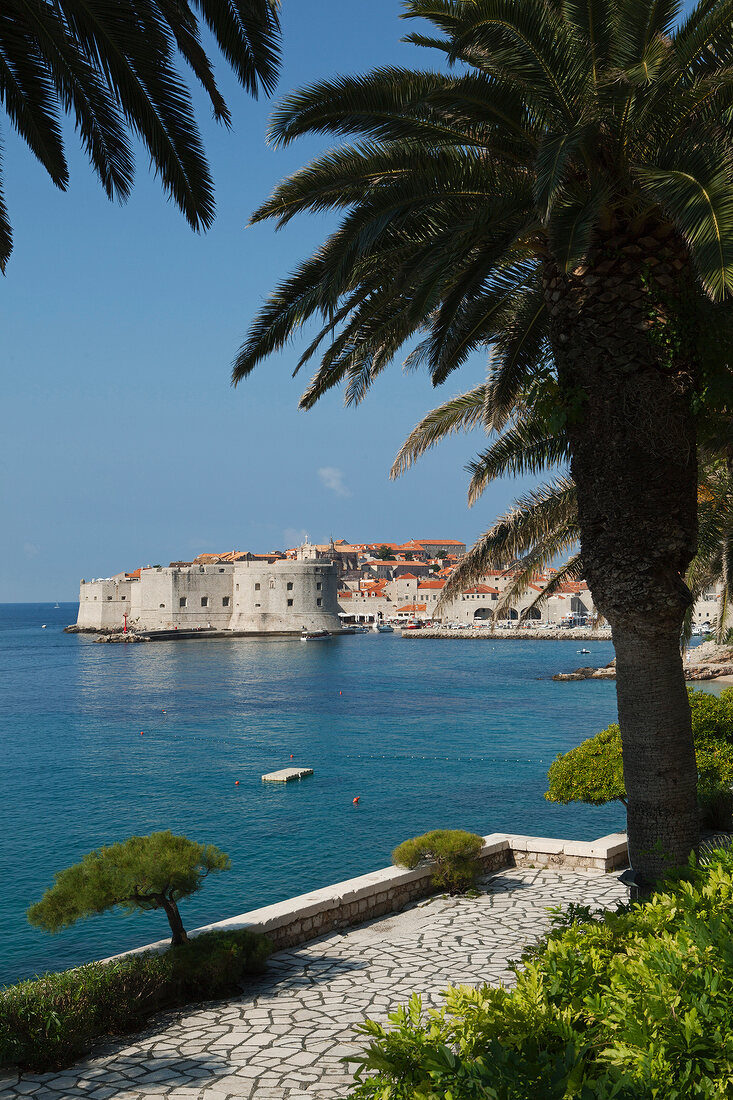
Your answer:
(373, 621), (394, 633)
(300, 629), (331, 642)
(351, 625), (369, 634)
(578, 648), (591, 654)
(54, 602), (60, 609)
(41, 624), (47, 629)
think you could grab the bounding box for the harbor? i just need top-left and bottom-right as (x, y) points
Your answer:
(1, 604), (623, 987)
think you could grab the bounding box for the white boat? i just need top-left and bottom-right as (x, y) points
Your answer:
(300, 629), (331, 642)
(54, 602), (60, 609)
(373, 621), (394, 633)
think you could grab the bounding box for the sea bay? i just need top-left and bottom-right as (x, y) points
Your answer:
(1, 603), (623, 985)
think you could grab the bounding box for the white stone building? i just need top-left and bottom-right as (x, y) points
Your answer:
(76, 560), (341, 635)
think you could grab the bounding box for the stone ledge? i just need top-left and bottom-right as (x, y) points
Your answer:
(101, 832), (627, 965)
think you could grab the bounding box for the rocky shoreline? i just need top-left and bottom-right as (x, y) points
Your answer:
(553, 641), (733, 683)
(95, 632), (150, 644)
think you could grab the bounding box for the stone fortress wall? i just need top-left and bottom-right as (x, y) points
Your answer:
(76, 560), (341, 634)
(229, 560), (340, 634)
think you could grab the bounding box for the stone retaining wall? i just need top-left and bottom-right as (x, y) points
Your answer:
(402, 629), (613, 641)
(103, 832), (627, 964)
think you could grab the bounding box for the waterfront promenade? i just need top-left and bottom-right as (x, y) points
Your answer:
(2, 866), (626, 1100)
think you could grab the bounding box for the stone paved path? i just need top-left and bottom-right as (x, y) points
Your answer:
(4, 868), (626, 1100)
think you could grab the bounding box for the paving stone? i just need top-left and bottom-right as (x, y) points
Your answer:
(4, 868), (625, 1100)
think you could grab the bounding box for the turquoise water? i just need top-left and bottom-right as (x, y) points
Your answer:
(1, 603), (623, 985)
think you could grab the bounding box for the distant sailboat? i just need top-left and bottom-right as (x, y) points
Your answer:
(54, 601), (60, 609)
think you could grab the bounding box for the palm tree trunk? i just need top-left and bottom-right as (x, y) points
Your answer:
(613, 626), (698, 878)
(547, 223), (700, 883)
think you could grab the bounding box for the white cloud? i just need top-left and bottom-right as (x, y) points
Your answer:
(318, 466), (351, 498)
(283, 528), (309, 548)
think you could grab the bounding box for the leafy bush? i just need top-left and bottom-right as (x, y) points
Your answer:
(547, 687), (733, 828)
(349, 848), (733, 1099)
(0, 929), (271, 1072)
(392, 830), (484, 894)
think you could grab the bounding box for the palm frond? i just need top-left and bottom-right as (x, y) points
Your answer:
(437, 475), (578, 608)
(391, 384), (489, 478)
(466, 420), (570, 503)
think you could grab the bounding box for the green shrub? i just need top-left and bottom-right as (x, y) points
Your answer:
(547, 687), (733, 829)
(349, 848), (733, 1099)
(0, 928), (271, 1072)
(392, 830), (484, 894)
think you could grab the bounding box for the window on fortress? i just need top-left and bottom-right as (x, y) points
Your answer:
(287, 582), (293, 591)
(316, 582), (322, 591)
(179, 597), (187, 608)
(254, 583), (260, 591)
(236, 584), (239, 592)
(222, 597), (230, 607)
(107, 596), (113, 601)
(159, 603), (165, 608)
(121, 595), (126, 600)
(317, 598), (322, 607)
(287, 599), (293, 607)
(201, 597), (208, 608)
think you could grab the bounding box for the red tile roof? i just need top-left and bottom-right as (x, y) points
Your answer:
(418, 580), (446, 589)
(396, 603), (427, 613)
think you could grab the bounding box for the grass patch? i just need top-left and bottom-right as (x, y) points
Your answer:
(1, 929), (271, 1072)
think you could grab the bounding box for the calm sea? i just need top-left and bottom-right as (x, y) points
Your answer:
(1, 603), (623, 986)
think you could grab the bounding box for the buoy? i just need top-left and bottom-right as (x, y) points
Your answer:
(352, 796), (360, 805)
(140, 731), (144, 736)
(290, 754), (294, 759)
(235, 780), (239, 786)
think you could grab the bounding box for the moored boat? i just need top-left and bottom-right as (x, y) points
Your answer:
(300, 628), (331, 641)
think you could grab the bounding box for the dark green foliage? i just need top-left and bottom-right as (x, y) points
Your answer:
(0, 929), (271, 1072)
(349, 848), (733, 1099)
(28, 831), (231, 945)
(547, 688), (733, 828)
(0, 0), (281, 269)
(375, 545), (393, 560)
(392, 830), (484, 894)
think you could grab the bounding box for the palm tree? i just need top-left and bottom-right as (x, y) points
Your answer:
(397, 381), (733, 637)
(0, 0), (281, 269)
(233, 0), (733, 882)
(393, 376), (580, 617)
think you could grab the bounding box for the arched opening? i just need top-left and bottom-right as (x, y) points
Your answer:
(473, 607), (493, 621)
(497, 607), (519, 621)
(522, 607), (542, 621)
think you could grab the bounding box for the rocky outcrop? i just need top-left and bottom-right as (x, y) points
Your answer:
(95, 632), (150, 644)
(553, 661), (616, 681)
(555, 646), (733, 682)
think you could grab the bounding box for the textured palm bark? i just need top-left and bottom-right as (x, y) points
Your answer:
(546, 223), (699, 882)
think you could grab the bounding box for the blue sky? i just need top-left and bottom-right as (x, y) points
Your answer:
(3, 2), (538, 601)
